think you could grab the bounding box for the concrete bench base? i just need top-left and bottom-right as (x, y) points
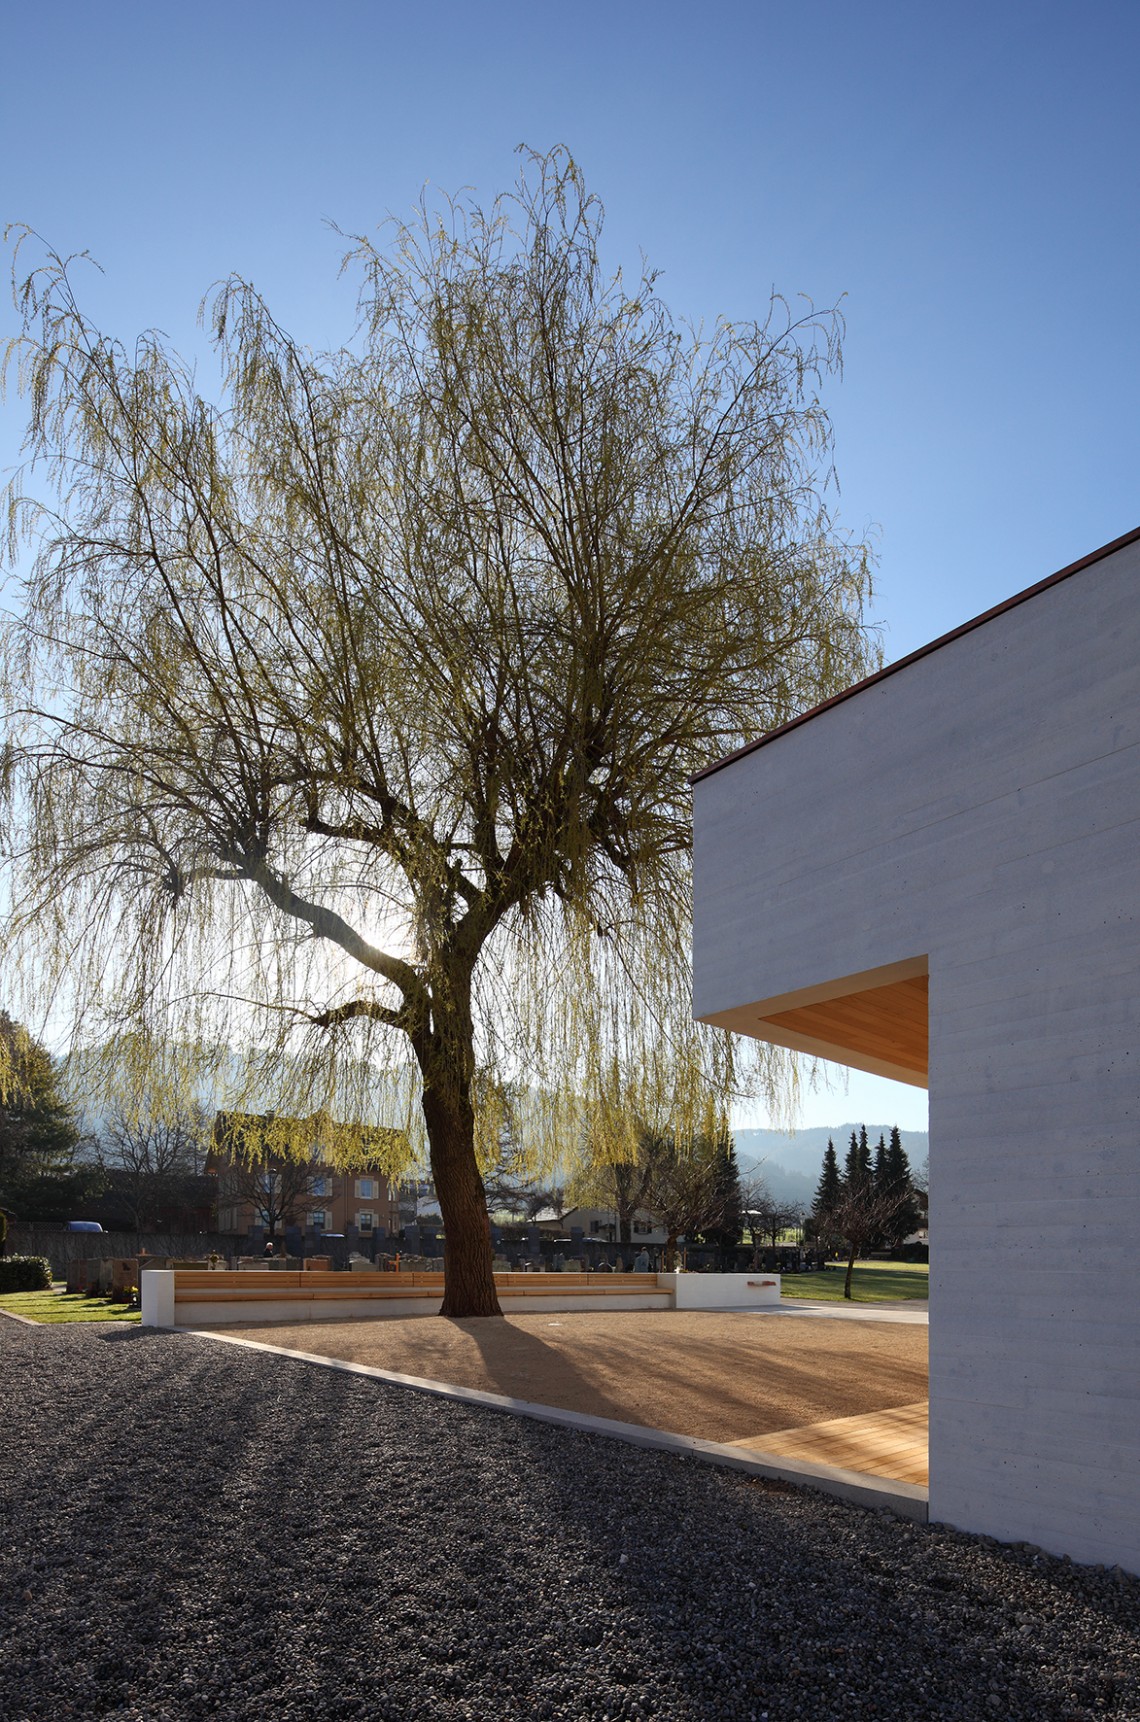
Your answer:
(658, 1272), (781, 1309)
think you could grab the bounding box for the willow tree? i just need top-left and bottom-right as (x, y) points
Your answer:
(1, 149), (876, 1316)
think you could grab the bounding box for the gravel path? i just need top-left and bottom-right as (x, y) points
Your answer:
(3, 1321), (1137, 1722)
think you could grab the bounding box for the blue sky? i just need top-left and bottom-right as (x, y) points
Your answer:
(3, 0), (1137, 1131)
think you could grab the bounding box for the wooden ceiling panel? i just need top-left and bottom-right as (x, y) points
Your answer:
(763, 974), (928, 1078)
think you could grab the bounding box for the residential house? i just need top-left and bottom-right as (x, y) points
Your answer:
(211, 1111), (403, 1241)
(534, 1204), (668, 1245)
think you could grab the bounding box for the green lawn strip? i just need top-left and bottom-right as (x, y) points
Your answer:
(781, 1262), (929, 1304)
(0, 1287), (141, 1324)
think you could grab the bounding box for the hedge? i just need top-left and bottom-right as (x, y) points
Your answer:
(0, 1255), (54, 1292)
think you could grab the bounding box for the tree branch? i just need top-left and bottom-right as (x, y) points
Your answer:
(307, 997), (408, 1033)
(234, 852), (425, 1008)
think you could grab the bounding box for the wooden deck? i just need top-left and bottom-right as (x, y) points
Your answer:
(730, 1400), (929, 1485)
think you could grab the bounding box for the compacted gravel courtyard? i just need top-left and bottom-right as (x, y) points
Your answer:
(3, 1320), (1137, 1722)
(209, 1306), (931, 1446)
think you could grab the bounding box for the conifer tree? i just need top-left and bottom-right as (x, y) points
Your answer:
(878, 1124), (920, 1245)
(813, 1138), (843, 1216)
(872, 1132), (888, 1189)
(844, 1128), (872, 1193)
(883, 1124), (911, 1192)
(703, 1135), (744, 1261)
(809, 1136), (843, 1249)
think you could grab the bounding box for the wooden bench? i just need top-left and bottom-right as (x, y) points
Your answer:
(172, 1270), (666, 1305)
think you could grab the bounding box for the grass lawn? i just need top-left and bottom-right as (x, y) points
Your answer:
(0, 1285), (141, 1324)
(782, 1260), (929, 1304)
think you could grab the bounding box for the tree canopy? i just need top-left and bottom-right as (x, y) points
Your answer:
(642, 1128), (735, 1272)
(1, 149), (877, 1313)
(96, 1084), (210, 1235)
(0, 1012), (88, 1218)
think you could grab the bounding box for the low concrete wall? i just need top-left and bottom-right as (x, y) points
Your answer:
(657, 1272), (781, 1309)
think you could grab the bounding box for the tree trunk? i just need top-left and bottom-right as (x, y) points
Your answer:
(664, 1230), (679, 1272)
(421, 1077), (502, 1319)
(844, 1246), (856, 1300)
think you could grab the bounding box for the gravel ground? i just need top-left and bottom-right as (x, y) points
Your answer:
(2, 1322), (1137, 1722)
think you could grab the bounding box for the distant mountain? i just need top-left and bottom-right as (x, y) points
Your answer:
(734, 1123), (929, 1205)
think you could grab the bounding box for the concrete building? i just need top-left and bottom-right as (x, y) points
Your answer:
(692, 527), (1140, 1573)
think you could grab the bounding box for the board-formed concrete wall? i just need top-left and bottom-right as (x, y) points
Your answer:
(692, 534), (1140, 1571)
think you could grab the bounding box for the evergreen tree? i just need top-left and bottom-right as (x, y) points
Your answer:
(872, 1132), (888, 1190)
(843, 1127), (872, 1194)
(812, 1138), (843, 1217)
(883, 1125), (911, 1192)
(809, 1137), (843, 1248)
(702, 1134), (744, 1262)
(878, 1124), (920, 1245)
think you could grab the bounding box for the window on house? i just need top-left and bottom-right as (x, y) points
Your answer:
(310, 1176), (329, 1197)
(633, 1220), (653, 1235)
(311, 1209), (331, 1230)
(357, 1211), (375, 1233)
(355, 1178), (377, 1199)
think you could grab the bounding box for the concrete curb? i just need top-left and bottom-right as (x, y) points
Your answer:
(0, 1305), (41, 1327)
(184, 1325), (929, 1524)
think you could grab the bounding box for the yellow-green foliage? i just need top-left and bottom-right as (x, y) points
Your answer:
(1, 151), (877, 1192)
(214, 1109), (407, 1175)
(0, 1015), (43, 1108)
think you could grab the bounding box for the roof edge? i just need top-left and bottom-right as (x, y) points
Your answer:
(692, 524), (1140, 785)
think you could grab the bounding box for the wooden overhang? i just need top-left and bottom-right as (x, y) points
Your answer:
(697, 960), (930, 1088)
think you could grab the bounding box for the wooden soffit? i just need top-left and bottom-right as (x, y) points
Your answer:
(699, 957), (929, 1088)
